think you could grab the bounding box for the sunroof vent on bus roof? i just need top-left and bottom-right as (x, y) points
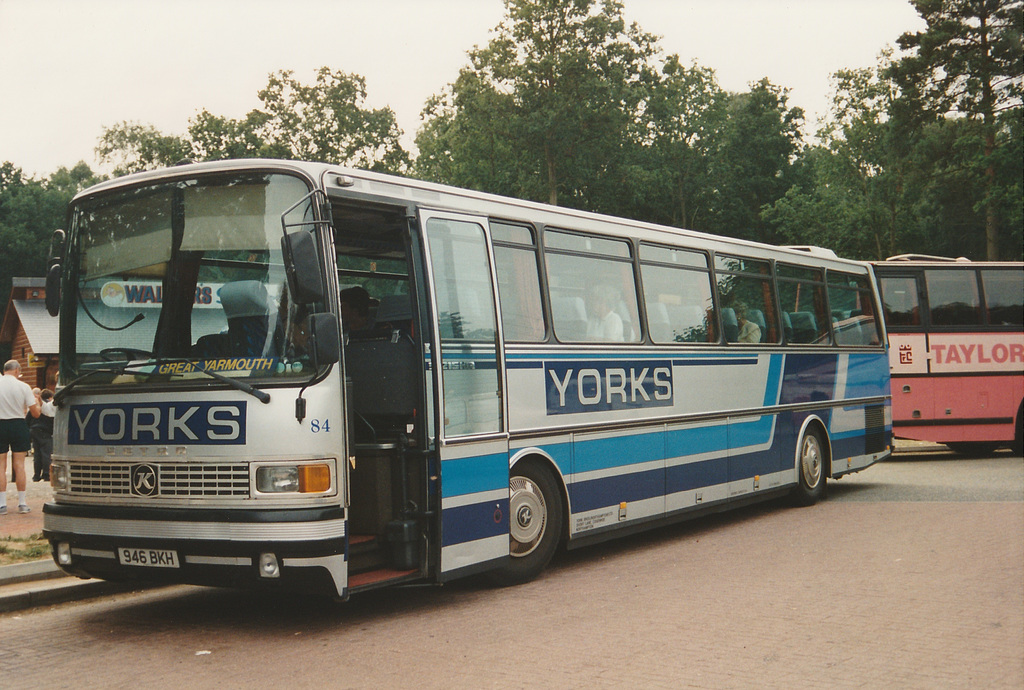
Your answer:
(783, 245), (838, 259)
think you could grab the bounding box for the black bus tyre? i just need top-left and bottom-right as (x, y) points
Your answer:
(792, 426), (827, 506)
(1013, 403), (1023, 457)
(945, 441), (1000, 456)
(487, 462), (563, 587)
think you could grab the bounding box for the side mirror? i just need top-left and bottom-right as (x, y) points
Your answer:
(281, 230), (325, 305)
(45, 229), (66, 317)
(307, 312), (340, 367)
(45, 264), (61, 317)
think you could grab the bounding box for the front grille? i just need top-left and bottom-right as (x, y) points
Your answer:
(69, 462), (250, 498)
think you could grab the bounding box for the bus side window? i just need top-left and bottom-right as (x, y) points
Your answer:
(545, 230), (640, 344)
(493, 239), (546, 341)
(714, 255), (777, 346)
(925, 269), (982, 326)
(777, 264), (829, 345)
(829, 272), (883, 346)
(639, 244), (715, 344)
(981, 269), (1024, 326)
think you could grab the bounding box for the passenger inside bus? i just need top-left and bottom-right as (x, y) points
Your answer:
(193, 280), (274, 358)
(735, 301), (762, 343)
(585, 285), (625, 341)
(341, 286), (373, 334)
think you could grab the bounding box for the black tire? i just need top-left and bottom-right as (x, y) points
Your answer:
(791, 426), (827, 506)
(945, 442), (1000, 456)
(486, 462), (563, 586)
(1012, 404), (1023, 457)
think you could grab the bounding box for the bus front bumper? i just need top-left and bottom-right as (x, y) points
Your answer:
(42, 502), (348, 597)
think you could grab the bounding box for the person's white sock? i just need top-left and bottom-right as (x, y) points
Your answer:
(18, 490), (27, 506)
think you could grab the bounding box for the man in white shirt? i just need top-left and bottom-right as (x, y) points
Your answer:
(586, 286), (625, 342)
(0, 360), (41, 514)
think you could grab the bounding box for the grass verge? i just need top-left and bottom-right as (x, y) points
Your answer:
(0, 533), (50, 566)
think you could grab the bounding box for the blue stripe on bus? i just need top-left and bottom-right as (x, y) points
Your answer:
(439, 351), (889, 545)
(571, 466), (665, 511)
(442, 498), (510, 547)
(441, 452), (509, 497)
(764, 354), (784, 406)
(573, 430), (665, 474)
(666, 456), (729, 494)
(845, 353), (892, 398)
(664, 423), (729, 457)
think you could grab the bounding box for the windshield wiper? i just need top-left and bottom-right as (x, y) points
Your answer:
(54, 358), (271, 406)
(53, 362), (140, 406)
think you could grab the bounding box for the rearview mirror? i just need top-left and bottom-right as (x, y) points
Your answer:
(308, 312), (340, 367)
(281, 230), (325, 305)
(45, 229), (65, 317)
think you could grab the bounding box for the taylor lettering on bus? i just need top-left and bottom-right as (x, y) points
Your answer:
(928, 335), (1024, 373)
(68, 402), (247, 445)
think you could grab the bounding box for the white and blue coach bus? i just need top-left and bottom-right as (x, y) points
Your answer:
(42, 160), (891, 599)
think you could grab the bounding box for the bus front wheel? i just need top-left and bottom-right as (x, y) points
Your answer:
(792, 426), (827, 506)
(487, 462), (563, 586)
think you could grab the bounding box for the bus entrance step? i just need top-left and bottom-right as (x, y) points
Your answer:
(349, 568), (418, 589)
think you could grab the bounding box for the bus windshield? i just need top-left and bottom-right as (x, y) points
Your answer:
(63, 171), (318, 386)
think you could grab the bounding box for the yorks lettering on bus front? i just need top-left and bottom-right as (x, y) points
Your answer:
(545, 360), (673, 415)
(68, 401), (247, 445)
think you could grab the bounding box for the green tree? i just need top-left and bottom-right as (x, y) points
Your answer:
(891, 0), (1023, 259)
(414, 69), (522, 196)
(764, 56), (922, 260)
(96, 122), (191, 176)
(98, 68), (410, 175)
(253, 68), (411, 172)
(0, 162), (102, 307)
(417, 0), (659, 208)
(710, 78), (806, 243)
(641, 56), (727, 229)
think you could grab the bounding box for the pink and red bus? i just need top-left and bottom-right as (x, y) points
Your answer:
(874, 256), (1024, 455)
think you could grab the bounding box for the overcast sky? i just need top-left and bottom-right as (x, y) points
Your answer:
(0, 0), (925, 178)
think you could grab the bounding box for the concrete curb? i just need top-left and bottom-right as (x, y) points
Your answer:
(0, 558), (64, 586)
(0, 574), (139, 613)
(0, 559), (144, 614)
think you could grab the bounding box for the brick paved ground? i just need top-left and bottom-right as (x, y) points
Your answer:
(1, 446), (1020, 688)
(0, 453), (49, 538)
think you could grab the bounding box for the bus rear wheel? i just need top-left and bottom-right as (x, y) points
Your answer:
(487, 462), (563, 586)
(1013, 403), (1023, 457)
(792, 426), (827, 506)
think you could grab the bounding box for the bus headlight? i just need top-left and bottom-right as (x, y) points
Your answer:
(255, 463), (331, 494)
(256, 466), (299, 493)
(51, 463), (69, 491)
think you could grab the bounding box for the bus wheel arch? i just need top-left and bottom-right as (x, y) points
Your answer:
(488, 455), (566, 586)
(792, 417), (830, 506)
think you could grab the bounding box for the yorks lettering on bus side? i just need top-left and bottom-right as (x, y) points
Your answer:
(544, 360), (673, 415)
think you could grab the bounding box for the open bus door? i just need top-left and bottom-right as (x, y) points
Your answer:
(420, 210), (512, 580)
